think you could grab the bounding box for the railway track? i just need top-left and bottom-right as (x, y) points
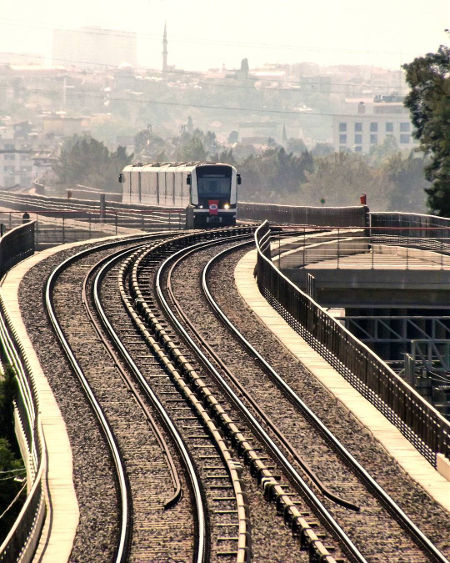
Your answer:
(15, 226), (450, 561)
(129, 231), (448, 561)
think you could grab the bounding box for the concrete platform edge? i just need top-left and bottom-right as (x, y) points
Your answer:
(235, 248), (450, 514)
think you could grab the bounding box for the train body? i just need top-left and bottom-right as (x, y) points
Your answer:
(119, 162), (240, 228)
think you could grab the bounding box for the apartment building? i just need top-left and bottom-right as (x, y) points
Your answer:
(0, 127), (33, 189)
(332, 97), (417, 154)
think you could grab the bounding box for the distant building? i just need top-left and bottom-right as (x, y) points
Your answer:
(332, 97), (417, 154)
(52, 27), (137, 69)
(0, 127), (33, 189)
(41, 115), (84, 137)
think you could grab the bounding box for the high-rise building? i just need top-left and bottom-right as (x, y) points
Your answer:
(0, 126), (33, 189)
(52, 27), (137, 69)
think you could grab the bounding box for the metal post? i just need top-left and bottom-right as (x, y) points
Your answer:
(62, 216), (65, 243)
(371, 236), (374, 269)
(115, 213), (118, 236)
(303, 227), (306, 267)
(337, 228), (340, 269)
(278, 233), (281, 269)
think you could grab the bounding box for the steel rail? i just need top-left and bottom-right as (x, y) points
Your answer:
(43, 235), (159, 562)
(101, 247), (208, 563)
(154, 238), (366, 563)
(81, 249), (182, 509)
(213, 238), (449, 563)
(166, 238), (359, 512)
(46, 254), (133, 563)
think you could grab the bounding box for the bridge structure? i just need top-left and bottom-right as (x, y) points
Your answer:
(261, 211), (450, 422)
(0, 193), (449, 560)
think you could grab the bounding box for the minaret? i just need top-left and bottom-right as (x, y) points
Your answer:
(162, 23), (168, 73)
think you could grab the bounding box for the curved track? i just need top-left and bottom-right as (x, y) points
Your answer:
(16, 226), (450, 562)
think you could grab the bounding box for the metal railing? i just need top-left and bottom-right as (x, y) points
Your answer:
(269, 225), (450, 272)
(0, 222), (35, 279)
(0, 298), (46, 562)
(238, 201), (368, 227)
(0, 223), (46, 561)
(371, 212), (450, 255)
(255, 221), (450, 466)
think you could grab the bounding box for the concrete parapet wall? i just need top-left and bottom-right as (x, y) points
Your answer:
(437, 454), (450, 481)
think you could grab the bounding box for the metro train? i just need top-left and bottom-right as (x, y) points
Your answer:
(119, 162), (241, 228)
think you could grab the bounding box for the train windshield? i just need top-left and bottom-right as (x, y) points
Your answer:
(196, 166), (232, 198)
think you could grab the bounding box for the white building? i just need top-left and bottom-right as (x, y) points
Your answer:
(0, 127), (33, 189)
(332, 97), (417, 154)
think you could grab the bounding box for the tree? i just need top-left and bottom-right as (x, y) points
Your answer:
(402, 45), (450, 216)
(380, 151), (429, 212)
(53, 136), (133, 192)
(300, 152), (386, 208)
(176, 136), (207, 162)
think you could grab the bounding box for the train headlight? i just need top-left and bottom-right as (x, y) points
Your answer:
(224, 203), (230, 209)
(199, 205), (204, 209)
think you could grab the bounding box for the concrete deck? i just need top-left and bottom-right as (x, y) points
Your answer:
(235, 248), (450, 514)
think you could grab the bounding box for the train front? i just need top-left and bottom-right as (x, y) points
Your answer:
(191, 164), (239, 227)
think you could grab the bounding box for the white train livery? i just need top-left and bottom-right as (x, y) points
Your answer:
(119, 162), (240, 228)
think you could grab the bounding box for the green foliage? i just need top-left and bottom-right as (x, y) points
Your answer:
(300, 152), (382, 207)
(381, 152), (429, 211)
(0, 437), (25, 542)
(53, 136), (133, 192)
(298, 150), (428, 211)
(402, 45), (450, 216)
(0, 366), (25, 542)
(239, 148), (313, 202)
(0, 365), (18, 448)
(176, 136), (207, 162)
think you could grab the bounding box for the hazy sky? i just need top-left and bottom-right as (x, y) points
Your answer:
(0, 0), (448, 70)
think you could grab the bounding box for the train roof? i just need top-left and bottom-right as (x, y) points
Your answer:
(122, 161), (236, 172)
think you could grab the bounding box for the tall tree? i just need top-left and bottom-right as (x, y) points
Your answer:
(402, 45), (450, 216)
(53, 136), (132, 192)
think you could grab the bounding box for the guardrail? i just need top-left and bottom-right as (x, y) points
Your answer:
(370, 213), (450, 256)
(270, 226), (450, 271)
(0, 298), (46, 562)
(255, 221), (450, 467)
(238, 201), (369, 227)
(0, 223), (46, 561)
(0, 192), (186, 240)
(0, 222), (35, 279)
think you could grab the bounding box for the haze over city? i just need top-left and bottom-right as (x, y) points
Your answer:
(0, 0), (448, 70)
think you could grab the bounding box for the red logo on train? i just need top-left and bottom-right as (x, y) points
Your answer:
(208, 200), (219, 215)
